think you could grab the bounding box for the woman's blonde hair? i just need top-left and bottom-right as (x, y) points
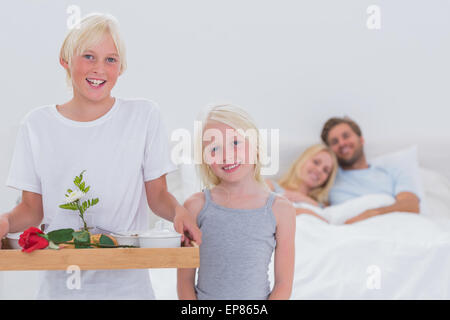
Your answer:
(196, 104), (267, 189)
(59, 13), (127, 86)
(278, 144), (337, 205)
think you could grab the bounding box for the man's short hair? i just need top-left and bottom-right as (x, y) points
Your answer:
(321, 117), (362, 145)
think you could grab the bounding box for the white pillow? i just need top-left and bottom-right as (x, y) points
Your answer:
(370, 145), (426, 213)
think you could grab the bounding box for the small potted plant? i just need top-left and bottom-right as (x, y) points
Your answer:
(18, 171), (134, 252)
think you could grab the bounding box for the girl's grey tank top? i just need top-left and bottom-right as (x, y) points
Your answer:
(195, 189), (277, 300)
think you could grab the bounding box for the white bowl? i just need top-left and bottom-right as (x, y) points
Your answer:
(110, 231), (140, 247)
(138, 230), (182, 248)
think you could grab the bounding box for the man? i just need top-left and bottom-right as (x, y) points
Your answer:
(321, 117), (420, 224)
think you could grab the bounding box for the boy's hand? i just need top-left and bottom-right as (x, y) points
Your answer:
(173, 205), (202, 246)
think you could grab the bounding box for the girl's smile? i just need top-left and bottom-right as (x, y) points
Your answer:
(222, 161), (241, 173)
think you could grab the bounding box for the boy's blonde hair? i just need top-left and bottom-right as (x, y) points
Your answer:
(278, 144), (337, 205)
(59, 13), (127, 86)
(196, 104), (267, 189)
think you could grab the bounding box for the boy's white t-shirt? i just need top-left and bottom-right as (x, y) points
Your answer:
(6, 97), (177, 299)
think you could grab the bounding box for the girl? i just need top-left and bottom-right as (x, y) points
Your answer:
(177, 104), (296, 300)
(0, 13), (200, 299)
(266, 144), (337, 222)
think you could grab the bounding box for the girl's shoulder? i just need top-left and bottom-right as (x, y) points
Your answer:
(271, 194), (296, 224)
(183, 191), (206, 219)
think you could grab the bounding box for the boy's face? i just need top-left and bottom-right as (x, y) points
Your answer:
(65, 33), (121, 103)
(327, 123), (365, 167)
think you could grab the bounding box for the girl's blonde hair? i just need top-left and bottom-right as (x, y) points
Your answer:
(196, 104), (267, 189)
(278, 144), (337, 205)
(59, 13), (127, 86)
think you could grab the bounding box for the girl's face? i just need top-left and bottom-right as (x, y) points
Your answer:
(203, 121), (257, 185)
(63, 33), (121, 103)
(297, 151), (333, 189)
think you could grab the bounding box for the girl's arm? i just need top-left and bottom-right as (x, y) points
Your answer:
(269, 197), (296, 300)
(145, 175), (202, 245)
(176, 192), (205, 300)
(177, 268), (197, 300)
(0, 191), (43, 248)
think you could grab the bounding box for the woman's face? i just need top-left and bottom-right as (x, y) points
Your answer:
(297, 151), (333, 189)
(63, 33), (121, 103)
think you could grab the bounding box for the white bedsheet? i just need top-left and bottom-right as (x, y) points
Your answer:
(290, 212), (450, 299)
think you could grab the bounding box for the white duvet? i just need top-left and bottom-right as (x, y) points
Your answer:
(289, 212), (450, 299)
(293, 193), (396, 225)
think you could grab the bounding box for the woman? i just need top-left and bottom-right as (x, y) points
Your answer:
(266, 144), (337, 222)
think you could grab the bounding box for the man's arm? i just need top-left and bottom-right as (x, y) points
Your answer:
(345, 191), (420, 224)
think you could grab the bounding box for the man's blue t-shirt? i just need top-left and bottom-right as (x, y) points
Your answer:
(329, 164), (420, 205)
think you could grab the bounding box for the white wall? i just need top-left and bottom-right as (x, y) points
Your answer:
(1, 0), (449, 299)
(1, 0), (450, 213)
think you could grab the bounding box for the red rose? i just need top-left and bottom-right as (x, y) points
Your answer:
(19, 227), (49, 253)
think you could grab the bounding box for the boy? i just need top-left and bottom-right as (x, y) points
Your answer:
(0, 13), (201, 299)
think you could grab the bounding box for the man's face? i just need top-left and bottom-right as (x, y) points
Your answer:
(327, 123), (365, 168)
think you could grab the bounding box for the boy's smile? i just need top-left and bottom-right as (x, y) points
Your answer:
(86, 78), (106, 88)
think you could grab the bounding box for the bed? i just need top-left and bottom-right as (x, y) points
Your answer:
(150, 141), (450, 300)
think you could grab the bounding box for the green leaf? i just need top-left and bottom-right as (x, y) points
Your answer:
(99, 234), (115, 246)
(67, 189), (73, 194)
(84, 186), (90, 194)
(47, 228), (74, 243)
(72, 230), (90, 243)
(82, 201), (87, 211)
(59, 203), (78, 210)
(92, 198), (99, 206)
(80, 182), (85, 191)
(74, 240), (91, 249)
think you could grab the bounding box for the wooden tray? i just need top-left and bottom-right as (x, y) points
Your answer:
(0, 247), (199, 271)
